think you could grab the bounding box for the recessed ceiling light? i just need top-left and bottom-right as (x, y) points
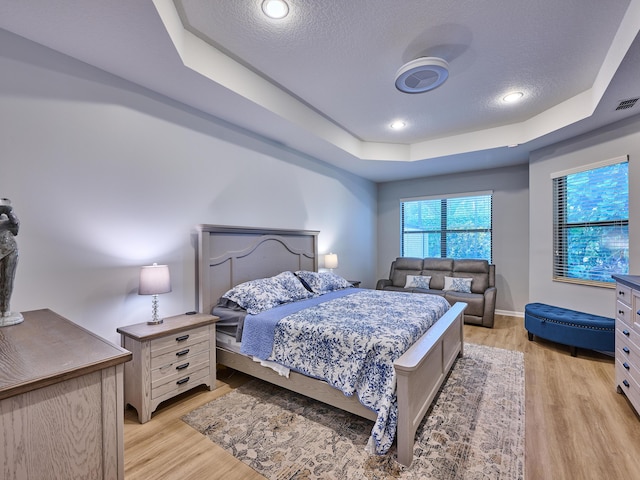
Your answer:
(503, 91), (524, 103)
(262, 0), (289, 19)
(390, 120), (406, 130)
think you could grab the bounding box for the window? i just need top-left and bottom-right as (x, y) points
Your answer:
(401, 192), (492, 262)
(552, 156), (629, 285)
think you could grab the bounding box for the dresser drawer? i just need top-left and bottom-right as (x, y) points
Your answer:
(151, 365), (211, 400)
(151, 325), (210, 357)
(616, 359), (640, 412)
(616, 300), (632, 326)
(151, 349), (211, 386)
(616, 283), (632, 306)
(151, 338), (210, 369)
(616, 331), (640, 386)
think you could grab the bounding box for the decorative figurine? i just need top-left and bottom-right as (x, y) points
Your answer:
(0, 198), (23, 326)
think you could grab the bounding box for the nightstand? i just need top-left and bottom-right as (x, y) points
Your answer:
(117, 313), (219, 423)
(348, 280), (361, 288)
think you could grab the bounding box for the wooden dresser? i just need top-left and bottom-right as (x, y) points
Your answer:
(117, 313), (218, 423)
(0, 309), (132, 480)
(612, 275), (640, 414)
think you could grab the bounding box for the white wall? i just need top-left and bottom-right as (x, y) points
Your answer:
(529, 115), (640, 317)
(377, 164), (530, 315)
(0, 29), (376, 344)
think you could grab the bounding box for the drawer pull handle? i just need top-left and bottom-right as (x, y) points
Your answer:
(624, 362), (630, 370)
(176, 377), (190, 385)
(619, 291), (625, 296)
(176, 362), (190, 370)
(623, 346), (630, 354)
(176, 349), (190, 357)
(623, 379), (630, 388)
(176, 334), (190, 342)
(619, 310), (624, 315)
(623, 330), (630, 336)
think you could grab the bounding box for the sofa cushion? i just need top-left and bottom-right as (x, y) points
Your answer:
(444, 291), (484, 317)
(390, 257), (424, 287)
(453, 259), (490, 293)
(421, 258), (454, 290)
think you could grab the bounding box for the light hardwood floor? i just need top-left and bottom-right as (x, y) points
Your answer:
(123, 314), (640, 479)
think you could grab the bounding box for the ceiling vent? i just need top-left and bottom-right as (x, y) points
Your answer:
(615, 98), (638, 111)
(395, 57), (449, 94)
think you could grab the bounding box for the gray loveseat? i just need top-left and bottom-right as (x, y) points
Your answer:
(376, 257), (496, 328)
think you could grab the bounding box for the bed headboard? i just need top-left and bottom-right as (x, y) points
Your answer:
(196, 225), (319, 314)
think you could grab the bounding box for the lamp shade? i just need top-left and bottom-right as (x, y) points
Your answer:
(324, 253), (338, 270)
(138, 264), (172, 295)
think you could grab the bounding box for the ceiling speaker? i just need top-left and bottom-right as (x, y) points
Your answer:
(395, 57), (449, 94)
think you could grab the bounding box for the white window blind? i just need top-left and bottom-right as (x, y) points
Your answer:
(552, 157), (629, 285)
(401, 191), (492, 262)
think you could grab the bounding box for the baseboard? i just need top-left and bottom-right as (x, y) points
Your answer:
(496, 309), (524, 318)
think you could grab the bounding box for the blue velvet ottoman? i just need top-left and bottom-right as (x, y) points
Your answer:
(524, 302), (614, 357)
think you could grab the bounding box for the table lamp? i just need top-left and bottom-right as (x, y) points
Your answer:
(325, 253), (338, 271)
(139, 263), (171, 324)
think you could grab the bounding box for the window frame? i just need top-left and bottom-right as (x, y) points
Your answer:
(400, 191), (493, 263)
(551, 155), (629, 287)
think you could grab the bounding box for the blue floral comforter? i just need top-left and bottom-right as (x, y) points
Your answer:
(241, 288), (451, 455)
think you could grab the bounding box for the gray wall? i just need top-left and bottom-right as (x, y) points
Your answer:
(377, 164), (530, 315)
(529, 115), (640, 318)
(0, 29), (376, 344)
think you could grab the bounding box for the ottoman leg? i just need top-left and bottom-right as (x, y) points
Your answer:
(527, 331), (533, 341)
(570, 346), (577, 357)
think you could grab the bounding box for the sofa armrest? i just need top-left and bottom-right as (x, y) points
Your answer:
(376, 279), (392, 290)
(482, 286), (497, 328)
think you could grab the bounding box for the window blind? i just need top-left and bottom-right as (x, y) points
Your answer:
(552, 158), (629, 285)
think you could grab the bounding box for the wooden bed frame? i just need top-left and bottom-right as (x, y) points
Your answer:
(196, 224), (466, 466)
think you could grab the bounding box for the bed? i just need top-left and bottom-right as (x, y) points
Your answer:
(196, 224), (466, 466)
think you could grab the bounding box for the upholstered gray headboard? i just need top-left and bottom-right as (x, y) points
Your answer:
(196, 224), (319, 314)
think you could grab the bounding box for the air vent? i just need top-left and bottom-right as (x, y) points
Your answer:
(615, 98), (638, 111)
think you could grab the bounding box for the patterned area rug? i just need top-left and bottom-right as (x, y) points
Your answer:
(183, 343), (524, 479)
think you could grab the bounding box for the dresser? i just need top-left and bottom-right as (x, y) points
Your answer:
(117, 313), (218, 423)
(0, 309), (131, 480)
(612, 275), (640, 414)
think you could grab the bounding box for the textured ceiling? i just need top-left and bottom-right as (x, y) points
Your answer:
(1, 0), (639, 181)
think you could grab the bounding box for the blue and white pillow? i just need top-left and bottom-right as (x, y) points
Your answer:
(404, 275), (431, 289)
(295, 271), (353, 295)
(443, 276), (472, 293)
(221, 271), (313, 314)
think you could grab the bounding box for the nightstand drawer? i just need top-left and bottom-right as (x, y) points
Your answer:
(151, 365), (211, 400)
(150, 325), (210, 357)
(151, 338), (210, 369)
(151, 349), (211, 385)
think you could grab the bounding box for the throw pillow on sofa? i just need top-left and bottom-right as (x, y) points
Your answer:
(443, 276), (472, 293)
(404, 275), (431, 289)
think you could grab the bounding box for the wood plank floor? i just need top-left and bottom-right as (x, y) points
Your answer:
(123, 314), (640, 479)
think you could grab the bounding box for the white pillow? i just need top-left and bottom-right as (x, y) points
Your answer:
(443, 276), (472, 293)
(404, 275), (431, 289)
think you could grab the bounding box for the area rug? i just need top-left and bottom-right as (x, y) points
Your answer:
(182, 343), (524, 479)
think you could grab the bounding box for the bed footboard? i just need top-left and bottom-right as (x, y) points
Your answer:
(394, 301), (466, 467)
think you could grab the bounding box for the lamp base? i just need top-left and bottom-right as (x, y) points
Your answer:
(147, 318), (164, 325)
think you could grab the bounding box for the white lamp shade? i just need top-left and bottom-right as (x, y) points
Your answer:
(325, 253), (338, 269)
(138, 264), (172, 295)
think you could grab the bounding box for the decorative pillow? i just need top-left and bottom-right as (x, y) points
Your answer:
(295, 271), (353, 295)
(404, 275), (431, 289)
(443, 276), (472, 293)
(273, 271), (314, 302)
(220, 271), (312, 315)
